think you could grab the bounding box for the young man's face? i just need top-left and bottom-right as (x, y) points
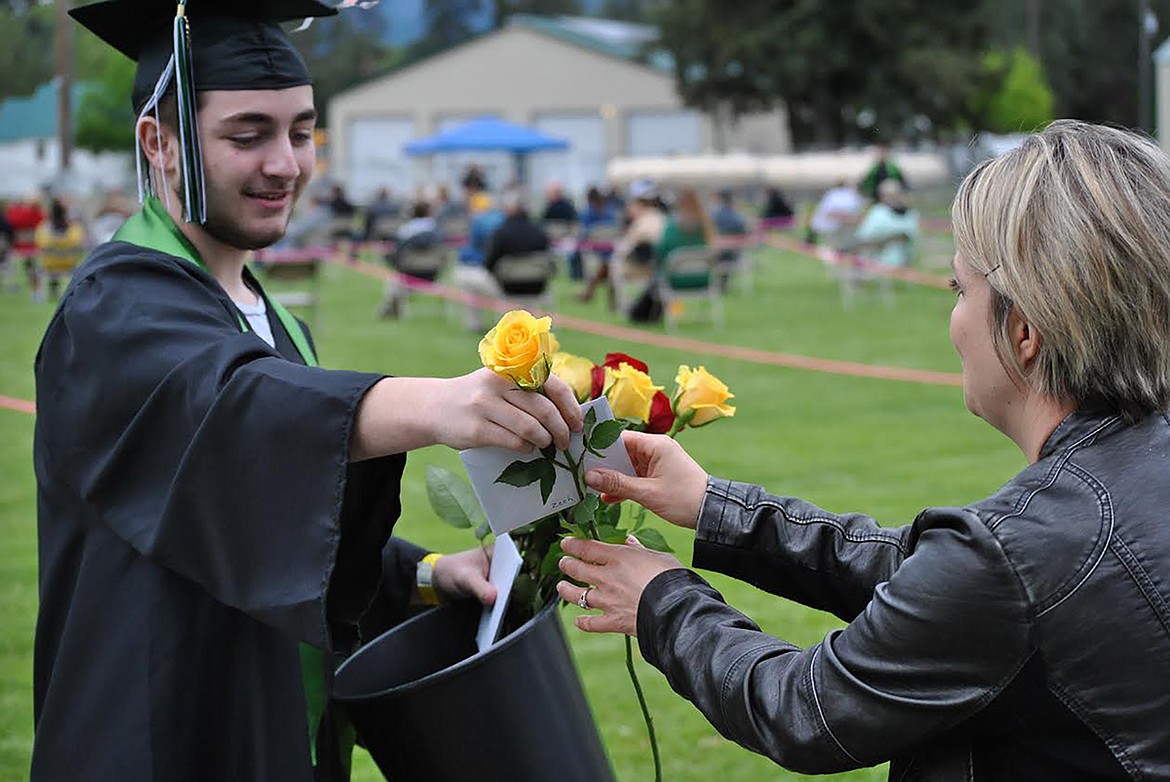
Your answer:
(192, 86), (317, 250)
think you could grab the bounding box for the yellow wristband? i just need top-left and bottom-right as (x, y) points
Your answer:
(416, 553), (444, 606)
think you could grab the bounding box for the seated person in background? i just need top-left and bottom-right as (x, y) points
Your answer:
(485, 189), (552, 296)
(654, 188), (716, 291)
(432, 183), (462, 220)
(859, 140), (908, 202)
(851, 179), (919, 268)
(579, 180), (665, 305)
(541, 180), (578, 223)
(8, 197), (44, 297)
(327, 183), (356, 241)
(457, 191), (504, 266)
(364, 186), (401, 241)
(711, 189), (749, 267)
(391, 200), (442, 263)
(451, 191), (506, 331)
(0, 200), (14, 291)
(569, 185), (617, 280)
(35, 197), (86, 301)
(760, 186), (795, 222)
(805, 180), (864, 246)
(376, 200), (444, 319)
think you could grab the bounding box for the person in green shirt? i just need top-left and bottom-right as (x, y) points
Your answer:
(655, 188), (716, 290)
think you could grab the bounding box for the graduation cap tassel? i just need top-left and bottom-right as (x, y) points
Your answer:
(173, 2), (206, 224)
(134, 55), (177, 211)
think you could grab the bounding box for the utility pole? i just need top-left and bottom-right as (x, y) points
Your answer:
(1139, 0), (1154, 132)
(1026, 0), (1042, 59)
(56, 0), (74, 174)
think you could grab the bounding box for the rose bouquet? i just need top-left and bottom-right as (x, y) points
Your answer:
(426, 310), (735, 781)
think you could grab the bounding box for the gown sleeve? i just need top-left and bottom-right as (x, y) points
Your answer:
(34, 248), (403, 651)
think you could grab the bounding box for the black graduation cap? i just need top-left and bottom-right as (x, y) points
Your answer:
(69, 0), (339, 223)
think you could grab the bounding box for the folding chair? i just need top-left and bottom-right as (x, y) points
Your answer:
(714, 233), (759, 297)
(543, 219), (578, 243)
(832, 235), (903, 310)
(492, 251), (557, 313)
(657, 246), (723, 332)
(379, 245), (452, 319)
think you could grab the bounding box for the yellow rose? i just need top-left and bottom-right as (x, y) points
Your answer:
(605, 363), (663, 422)
(673, 365), (736, 427)
(478, 310), (555, 390)
(550, 351), (594, 402)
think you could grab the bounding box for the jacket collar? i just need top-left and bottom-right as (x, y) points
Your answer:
(1038, 409), (1122, 460)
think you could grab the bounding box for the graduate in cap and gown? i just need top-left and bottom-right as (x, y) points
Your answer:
(31, 2), (583, 780)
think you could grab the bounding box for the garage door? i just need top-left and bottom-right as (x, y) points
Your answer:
(626, 110), (703, 157)
(530, 113), (605, 200)
(345, 116), (416, 203)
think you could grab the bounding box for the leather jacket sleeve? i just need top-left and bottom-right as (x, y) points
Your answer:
(694, 478), (912, 621)
(636, 480), (1033, 774)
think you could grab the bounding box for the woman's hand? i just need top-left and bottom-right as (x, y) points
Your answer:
(556, 536), (686, 636)
(431, 545), (495, 606)
(585, 431), (709, 529)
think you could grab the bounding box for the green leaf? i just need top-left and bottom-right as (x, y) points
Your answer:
(425, 465), (486, 530)
(538, 461), (557, 504)
(495, 458), (549, 489)
(571, 495), (600, 527)
(596, 524), (628, 544)
(584, 405), (597, 433)
(539, 539), (566, 577)
(540, 443), (559, 462)
(604, 501), (623, 527)
(634, 528), (674, 553)
(588, 419), (625, 450)
(474, 518), (491, 542)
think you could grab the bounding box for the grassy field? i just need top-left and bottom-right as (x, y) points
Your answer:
(0, 241), (1020, 782)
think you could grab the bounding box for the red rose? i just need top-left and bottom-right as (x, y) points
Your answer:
(591, 352), (650, 398)
(645, 391), (674, 434)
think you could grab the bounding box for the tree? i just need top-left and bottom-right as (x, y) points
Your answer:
(652, 0), (991, 147)
(74, 52), (135, 153)
(493, 0), (581, 28)
(0, 3), (55, 100)
(652, 0), (782, 147)
(290, 12), (399, 127)
(971, 48), (1054, 133)
(408, 0), (483, 61)
(598, 0), (663, 23)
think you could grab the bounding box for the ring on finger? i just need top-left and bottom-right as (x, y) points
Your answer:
(578, 586), (595, 610)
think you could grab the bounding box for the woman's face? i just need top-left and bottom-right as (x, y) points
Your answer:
(949, 253), (1017, 429)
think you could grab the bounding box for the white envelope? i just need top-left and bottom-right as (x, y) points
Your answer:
(459, 397), (637, 537)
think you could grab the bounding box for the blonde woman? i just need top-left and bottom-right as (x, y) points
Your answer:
(559, 121), (1170, 780)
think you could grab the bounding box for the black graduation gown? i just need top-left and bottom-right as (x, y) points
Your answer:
(31, 242), (419, 781)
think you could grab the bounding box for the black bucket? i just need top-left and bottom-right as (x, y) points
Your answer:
(333, 599), (616, 782)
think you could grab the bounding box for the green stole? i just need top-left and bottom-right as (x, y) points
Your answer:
(112, 197), (353, 778)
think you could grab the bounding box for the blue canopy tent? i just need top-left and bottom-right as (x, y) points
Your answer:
(403, 116), (569, 187)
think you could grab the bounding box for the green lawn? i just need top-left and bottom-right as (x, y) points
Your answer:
(0, 244), (1020, 782)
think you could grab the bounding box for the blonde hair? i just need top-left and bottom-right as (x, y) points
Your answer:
(952, 120), (1170, 422)
(675, 188), (715, 246)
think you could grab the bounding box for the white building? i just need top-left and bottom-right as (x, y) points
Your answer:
(327, 15), (792, 202)
(0, 82), (132, 201)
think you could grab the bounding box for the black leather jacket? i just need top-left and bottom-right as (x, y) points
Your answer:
(638, 411), (1170, 781)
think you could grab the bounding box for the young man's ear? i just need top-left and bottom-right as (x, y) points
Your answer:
(137, 115), (177, 178)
